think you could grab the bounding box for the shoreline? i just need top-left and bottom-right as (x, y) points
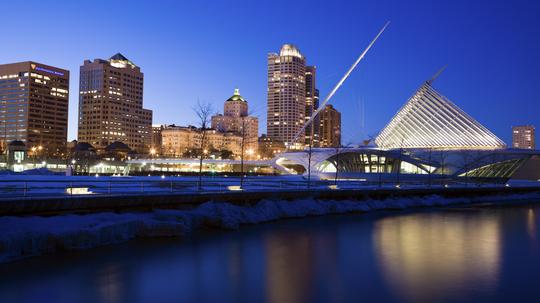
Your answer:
(2, 181), (540, 216)
(1, 191), (540, 264)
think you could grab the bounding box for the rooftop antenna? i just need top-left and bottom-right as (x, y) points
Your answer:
(427, 65), (447, 85)
(291, 21), (390, 146)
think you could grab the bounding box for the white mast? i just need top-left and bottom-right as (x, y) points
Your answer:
(291, 21), (390, 147)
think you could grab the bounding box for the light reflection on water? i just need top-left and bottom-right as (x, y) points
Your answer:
(265, 233), (313, 303)
(1, 203), (540, 303)
(374, 211), (501, 302)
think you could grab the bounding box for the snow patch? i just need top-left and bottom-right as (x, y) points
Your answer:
(1, 192), (540, 263)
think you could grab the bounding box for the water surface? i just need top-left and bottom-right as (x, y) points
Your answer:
(1, 203), (540, 303)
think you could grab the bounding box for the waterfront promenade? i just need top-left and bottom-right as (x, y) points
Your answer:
(1, 175), (539, 216)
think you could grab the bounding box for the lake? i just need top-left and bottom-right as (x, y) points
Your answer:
(1, 202), (540, 303)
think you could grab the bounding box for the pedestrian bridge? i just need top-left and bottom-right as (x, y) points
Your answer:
(274, 147), (540, 182)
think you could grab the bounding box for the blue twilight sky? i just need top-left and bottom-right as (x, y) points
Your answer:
(1, 0), (539, 145)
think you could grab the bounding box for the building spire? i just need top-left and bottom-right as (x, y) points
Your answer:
(427, 65), (447, 85)
(234, 88), (240, 95)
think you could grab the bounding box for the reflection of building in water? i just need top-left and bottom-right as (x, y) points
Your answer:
(528, 208), (537, 241)
(97, 263), (123, 303)
(264, 233), (314, 303)
(374, 213), (501, 302)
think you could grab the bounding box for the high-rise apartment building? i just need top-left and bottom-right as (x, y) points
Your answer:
(211, 88), (258, 156)
(319, 104), (341, 148)
(267, 44), (307, 149)
(512, 125), (535, 149)
(78, 53), (152, 153)
(305, 66), (319, 147)
(0, 61), (69, 154)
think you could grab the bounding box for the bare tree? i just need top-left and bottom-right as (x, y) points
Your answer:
(193, 101), (213, 190)
(239, 116), (247, 187)
(462, 152), (470, 187)
(333, 141), (352, 187)
(396, 138), (404, 187)
(427, 148), (432, 188)
(334, 144), (341, 186)
(306, 117), (316, 190)
(440, 150), (448, 187)
(239, 111), (259, 188)
(378, 149), (383, 188)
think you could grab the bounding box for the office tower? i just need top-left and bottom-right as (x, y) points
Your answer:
(319, 104), (341, 148)
(267, 44), (306, 149)
(78, 53), (152, 153)
(211, 88), (258, 157)
(512, 125), (535, 149)
(305, 66), (319, 147)
(0, 61), (69, 154)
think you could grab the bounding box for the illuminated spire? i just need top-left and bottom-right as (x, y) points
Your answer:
(226, 88), (247, 102)
(280, 44), (304, 59)
(109, 53), (136, 69)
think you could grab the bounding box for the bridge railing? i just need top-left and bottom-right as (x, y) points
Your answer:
(0, 176), (504, 200)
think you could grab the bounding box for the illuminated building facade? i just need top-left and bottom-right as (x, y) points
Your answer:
(78, 53), (152, 153)
(267, 44), (307, 148)
(375, 82), (506, 150)
(275, 79), (539, 182)
(152, 124), (164, 154)
(512, 125), (535, 149)
(305, 66), (320, 146)
(0, 61), (69, 155)
(161, 125), (243, 158)
(258, 134), (286, 159)
(211, 88), (258, 157)
(319, 104), (341, 148)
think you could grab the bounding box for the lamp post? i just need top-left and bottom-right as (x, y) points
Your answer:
(37, 145), (44, 165)
(71, 159), (77, 175)
(31, 146), (37, 167)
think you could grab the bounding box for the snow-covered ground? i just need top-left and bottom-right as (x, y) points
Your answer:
(1, 174), (538, 199)
(1, 192), (540, 263)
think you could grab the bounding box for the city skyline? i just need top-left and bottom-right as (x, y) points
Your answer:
(1, 0), (539, 145)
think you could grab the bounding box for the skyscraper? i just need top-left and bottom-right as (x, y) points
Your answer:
(211, 88), (258, 157)
(319, 104), (341, 148)
(512, 125), (535, 149)
(305, 66), (319, 147)
(0, 61), (69, 155)
(78, 53), (152, 153)
(267, 44), (306, 149)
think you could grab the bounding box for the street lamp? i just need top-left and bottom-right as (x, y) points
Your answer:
(31, 147), (37, 166)
(150, 148), (156, 159)
(71, 159), (77, 175)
